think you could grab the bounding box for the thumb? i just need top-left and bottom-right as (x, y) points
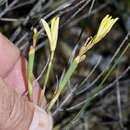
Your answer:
(0, 77), (53, 130)
(0, 33), (41, 104)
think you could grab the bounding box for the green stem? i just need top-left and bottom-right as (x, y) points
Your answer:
(72, 42), (130, 124)
(47, 58), (79, 111)
(43, 51), (54, 91)
(27, 28), (37, 101)
(27, 46), (35, 101)
(39, 51), (54, 106)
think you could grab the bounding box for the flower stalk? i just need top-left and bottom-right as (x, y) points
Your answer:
(39, 17), (59, 106)
(27, 28), (38, 101)
(47, 15), (118, 111)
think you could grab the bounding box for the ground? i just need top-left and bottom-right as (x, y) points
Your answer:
(0, 0), (130, 130)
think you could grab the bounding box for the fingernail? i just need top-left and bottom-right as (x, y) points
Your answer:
(29, 106), (53, 130)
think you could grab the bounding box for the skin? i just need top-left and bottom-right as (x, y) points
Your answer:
(0, 33), (53, 130)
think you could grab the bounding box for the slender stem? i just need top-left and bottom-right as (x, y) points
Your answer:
(72, 42), (130, 123)
(27, 46), (35, 101)
(47, 58), (79, 111)
(44, 51), (54, 91)
(27, 28), (37, 101)
(39, 51), (54, 106)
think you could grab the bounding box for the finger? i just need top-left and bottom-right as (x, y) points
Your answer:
(0, 33), (20, 77)
(29, 106), (53, 130)
(0, 77), (52, 130)
(0, 33), (41, 103)
(0, 33), (27, 94)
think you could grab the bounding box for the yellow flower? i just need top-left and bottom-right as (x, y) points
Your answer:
(41, 17), (60, 51)
(77, 15), (118, 62)
(92, 15), (118, 44)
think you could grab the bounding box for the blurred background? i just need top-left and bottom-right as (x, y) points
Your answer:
(0, 0), (130, 130)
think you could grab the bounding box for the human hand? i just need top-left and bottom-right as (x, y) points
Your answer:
(0, 33), (53, 130)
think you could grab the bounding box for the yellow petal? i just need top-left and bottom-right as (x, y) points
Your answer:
(41, 19), (52, 45)
(92, 15), (119, 44)
(51, 17), (60, 51)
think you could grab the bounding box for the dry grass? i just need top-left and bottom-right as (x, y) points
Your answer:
(0, 0), (130, 130)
